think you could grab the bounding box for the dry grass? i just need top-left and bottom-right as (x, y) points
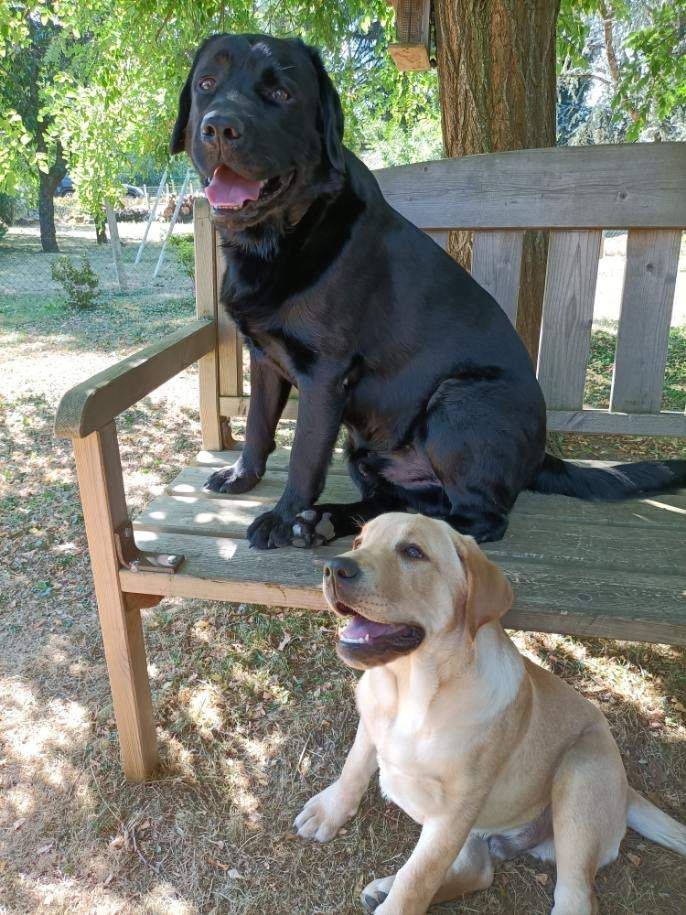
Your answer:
(1, 228), (685, 914)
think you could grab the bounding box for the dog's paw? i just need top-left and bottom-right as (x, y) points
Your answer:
(204, 462), (260, 495)
(361, 877), (394, 912)
(247, 510), (296, 550)
(293, 782), (358, 842)
(291, 509), (336, 548)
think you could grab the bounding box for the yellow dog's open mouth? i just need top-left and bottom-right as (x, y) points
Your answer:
(332, 601), (424, 668)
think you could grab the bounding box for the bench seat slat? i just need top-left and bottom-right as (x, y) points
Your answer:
(124, 529), (686, 645)
(537, 230), (601, 410)
(471, 230), (525, 324)
(610, 228), (682, 414)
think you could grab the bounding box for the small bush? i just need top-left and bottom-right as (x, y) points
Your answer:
(170, 234), (195, 280)
(51, 255), (100, 308)
(0, 193), (16, 240)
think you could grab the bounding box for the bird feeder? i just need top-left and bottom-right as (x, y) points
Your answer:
(388, 0), (431, 71)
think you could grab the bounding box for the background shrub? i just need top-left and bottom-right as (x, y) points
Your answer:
(169, 234), (195, 280)
(50, 255), (100, 308)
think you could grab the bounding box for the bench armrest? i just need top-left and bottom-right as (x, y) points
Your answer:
(55, 318), (217, 438)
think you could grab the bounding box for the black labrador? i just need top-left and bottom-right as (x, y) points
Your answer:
(171, 33), (685, 549)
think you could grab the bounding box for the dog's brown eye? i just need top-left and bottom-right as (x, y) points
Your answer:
(400, 543), (427, 561)
(270, 87), (290, 102)
(198, 76), (216, 92)
(352, 537), (362, 550)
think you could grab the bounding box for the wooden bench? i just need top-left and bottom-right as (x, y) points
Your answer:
(55, 143), (686, 781)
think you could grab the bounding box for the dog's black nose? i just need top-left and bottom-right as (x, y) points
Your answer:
(324, 557), (360, 580)
(200, 112), (242, 142)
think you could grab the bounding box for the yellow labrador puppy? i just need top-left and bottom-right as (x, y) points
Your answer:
(294, 513), (686, 915)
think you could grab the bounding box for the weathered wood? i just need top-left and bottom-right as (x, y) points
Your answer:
(216, 235), (243, 399)
(189, 448), (686, 523)
(547, 409), (686, 437)
(54, 319), (216, 438)
(134, 486), (685, 573)
(194, 447), (348, 473)
(163, 461), (686, 527)
(121, 530), (686, 645)
(73, 424), (158, 781)
(471, 230), (525, 324)
(193, 199), (222, 450)
(389, 0), (431, 70)
(610, 229), (681, 414)
(374, 144), (686, 230)
(537, 230), (602, 410)
(219, 394), (299, 421)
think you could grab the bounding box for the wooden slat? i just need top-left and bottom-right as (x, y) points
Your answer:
(374, 143), (686, 230)
(166, 465), (357, 501)
(537, 230), (602, 410)
(164, 462), (686, 528)
(610, 229), (681, 414)
(133, 491), (685, 573)
(73, 425), (158, 781)
(193, 198), (222, 450)
(121, 531), (686, 645)
(190, 449), (686, 525)
(426, 229), (449, 251)
(471, 230), (525, 324)
(220, 395), (299, 420)
(54, 319), (216, 438)
(547, 409), (686, 436)
(216, 235), (244, 399)
(193, 447), (349, 474)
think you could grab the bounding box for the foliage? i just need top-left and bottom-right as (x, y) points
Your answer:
(50, 253), (99, 307)
(558, 0), (686, 142)
(169, 234), (195, 281)
(0, 192), (16, 239)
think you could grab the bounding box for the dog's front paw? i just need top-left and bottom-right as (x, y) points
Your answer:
(247, 510), (296, 549)
(361, 876), (395, 912)
(204, 461), (260, 495)
(291, 509), (336, 548)
(294, 782), (359, 842)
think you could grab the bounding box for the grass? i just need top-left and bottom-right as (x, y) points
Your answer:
(0, 227), (685, 914)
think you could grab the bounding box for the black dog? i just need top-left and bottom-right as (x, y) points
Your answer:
(171, 33), (685, 549)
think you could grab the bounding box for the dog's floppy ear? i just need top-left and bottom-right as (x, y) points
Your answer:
(170, 72), (192, 155)
(453, 532), (513, 640)
(305, 45), (345, 172)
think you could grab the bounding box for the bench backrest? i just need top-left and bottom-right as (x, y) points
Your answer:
(194, 142), (686, 450)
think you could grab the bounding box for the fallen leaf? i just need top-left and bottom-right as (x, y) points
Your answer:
(277, 632), (292, 651)
(227, 868), (241, 879)
(670, 699), (685, 713)
(534, 873), (549, 885)
(109, 835), (125, 849)
(37, 842), (55, 855)
(12, 817), (27, 831)
(626, 852), (641, 866)
(208, 856), (229, 870)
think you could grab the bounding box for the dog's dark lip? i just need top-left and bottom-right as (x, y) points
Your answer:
(206, 167), (296, 215)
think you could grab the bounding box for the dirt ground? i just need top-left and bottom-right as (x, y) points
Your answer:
(0, 225), (684, 914)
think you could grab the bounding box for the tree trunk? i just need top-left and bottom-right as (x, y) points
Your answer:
(95, 211), (108, 244)
(38, 169), (60, 253)
(433, 0), (561, 362)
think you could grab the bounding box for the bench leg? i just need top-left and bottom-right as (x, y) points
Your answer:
(72, 424), (159, 782)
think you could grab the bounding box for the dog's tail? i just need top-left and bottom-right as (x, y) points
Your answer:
(627, 788), (686, 855)
(529, 454), (686, 502)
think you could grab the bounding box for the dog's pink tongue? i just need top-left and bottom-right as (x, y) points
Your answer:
(205, 165), (263, 209)
(339, 614), (405, 643)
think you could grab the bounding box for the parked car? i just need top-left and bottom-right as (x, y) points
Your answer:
(55, 176), (145, 199)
